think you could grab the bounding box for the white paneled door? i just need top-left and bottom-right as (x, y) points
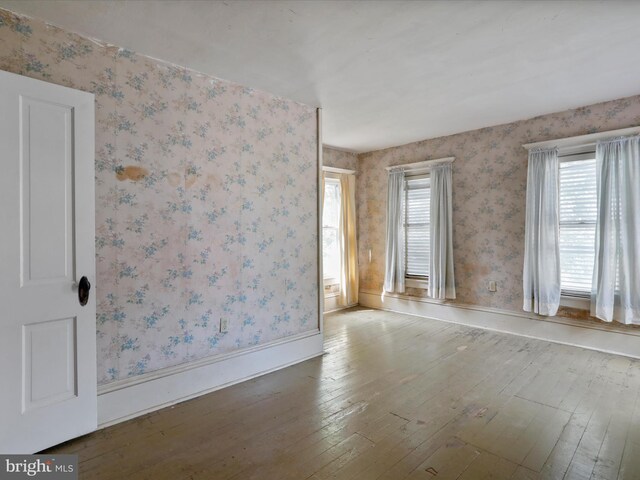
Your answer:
(0, 70), (96, 453)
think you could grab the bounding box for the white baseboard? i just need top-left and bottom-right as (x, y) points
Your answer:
(324, 294), (341, 313)
(324, 296), (358, 314)
(359, 290), (640, 359)
(97, 330), (324, 428)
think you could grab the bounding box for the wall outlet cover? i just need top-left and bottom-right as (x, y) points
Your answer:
(220, 318), (229, 333)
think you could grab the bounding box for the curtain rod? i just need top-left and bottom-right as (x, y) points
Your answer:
(522, 125), (640, 151)
(385, 157), (454, 171)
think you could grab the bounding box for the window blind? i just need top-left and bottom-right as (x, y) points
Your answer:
(559, 157), (597, 295)
(404, 176), (430, 277)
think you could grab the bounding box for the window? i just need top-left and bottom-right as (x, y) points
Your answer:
(384, 158), (454, 296)
(559, 154), (597, 296)
(404, 175), (430, 279)
(523, 126), (640, 317)
(322, 178), (341, 284)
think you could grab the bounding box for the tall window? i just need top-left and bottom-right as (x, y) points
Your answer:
(322, 178), (342, 284)
(559, 154), (597, 295)
(404, 175), (430, 279)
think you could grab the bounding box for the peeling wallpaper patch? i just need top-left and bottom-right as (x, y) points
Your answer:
(0, 8), (319, 385)
(116, 165), (149, 182)
(357, 95), (640, 314)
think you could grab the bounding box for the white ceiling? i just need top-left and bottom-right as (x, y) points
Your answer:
(3, 0), (640, 153)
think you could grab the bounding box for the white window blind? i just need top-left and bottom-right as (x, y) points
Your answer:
(404, 176), (430, 278)
(322, 179), (341, 282)
(559, 156), (597, 295)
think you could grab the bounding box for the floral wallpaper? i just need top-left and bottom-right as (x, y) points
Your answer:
(323, 146), (357, 171)
(358, 95), (640, 314)
(0, 9), (319, 385)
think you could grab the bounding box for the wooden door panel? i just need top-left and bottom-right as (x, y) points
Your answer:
(20, 97), (74, 285)
(23, 317), (77, 412)
(0, 69), (96, 454)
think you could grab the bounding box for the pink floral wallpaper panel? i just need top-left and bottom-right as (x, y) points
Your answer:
(323, 146), (357, 171)
(0, 9), (319, 385)
(358, 95), (640, 313)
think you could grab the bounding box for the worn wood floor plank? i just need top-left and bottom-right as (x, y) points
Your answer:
(44, 307), (640, 480)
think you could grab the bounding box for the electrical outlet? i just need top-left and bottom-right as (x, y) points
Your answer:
(220, 318), (229, 333)
(488, 281), (497, 292)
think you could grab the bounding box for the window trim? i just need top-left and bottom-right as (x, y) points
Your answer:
(323, 277), (340, 287)
(523, 125), (640, 153)
(561, 293), (590, 310)
(406, 277), (429, 289)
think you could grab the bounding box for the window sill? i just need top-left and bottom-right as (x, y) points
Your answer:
(405, 277), (429, 289)
(560, 293), (590, 310)
(323, 278), (340, 287)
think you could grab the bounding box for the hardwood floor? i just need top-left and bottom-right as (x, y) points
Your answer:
(47, 307), (640, 479)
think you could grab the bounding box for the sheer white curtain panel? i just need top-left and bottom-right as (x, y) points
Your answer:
(523, 147), (561, 316)
(591, 136), (640, 324)
(384, 170), (405, 293)
(429, 163), (456, 299)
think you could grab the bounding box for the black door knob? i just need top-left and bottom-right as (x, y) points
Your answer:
(78, 276), (91, 306)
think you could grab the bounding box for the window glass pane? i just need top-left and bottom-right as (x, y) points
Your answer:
(559, 224), (596, 293)
(406, 225), (429, 276)
(559, 159), (597, 224)
(405, 177), (430, 278)
(559, 158), (596, 294)
(323, 181), (341, 228)
(323, 180), (341, 281)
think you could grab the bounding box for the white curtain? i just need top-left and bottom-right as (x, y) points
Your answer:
(384, 170), (405, 293)
(523, 147), (561, 316)
(339, 173), (358, 306)
(429, 163), (456, 299)
(591, 136), (640, 324)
